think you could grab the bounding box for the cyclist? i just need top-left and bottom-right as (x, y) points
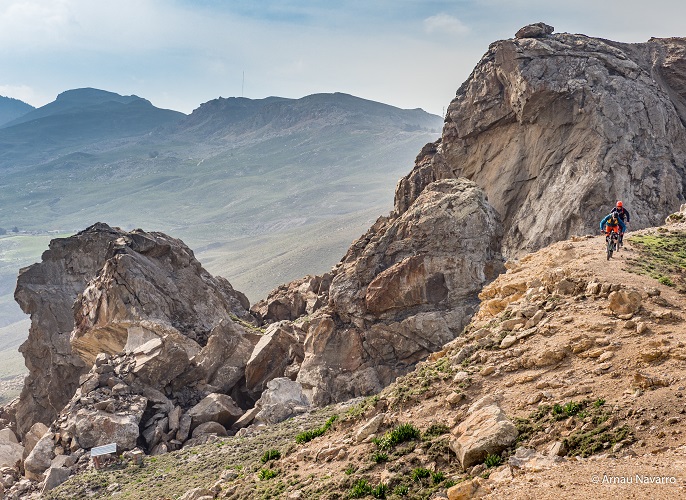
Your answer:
(611, 201), (630, 245)
(600, 212), (626, 243)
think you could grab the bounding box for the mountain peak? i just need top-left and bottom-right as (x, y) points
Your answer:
(54, 88), (144, 106)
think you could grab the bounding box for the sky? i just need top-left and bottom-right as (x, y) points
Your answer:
(1, 0), (685, 117)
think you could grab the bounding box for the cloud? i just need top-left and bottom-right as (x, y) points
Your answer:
(0, 84), (45, 105)
(423, 13), (470, 37)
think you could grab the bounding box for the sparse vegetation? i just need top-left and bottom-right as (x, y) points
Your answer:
(295, 414), (339, 444)
(371, 451), (388, 463)
(258, 468), (278, 480)
(626, 231), (686, 293)
(411, 467), (431, 482)
(484, 454), (502, 468)
(260, 449), (281, 463)
(372, 423), (421, 451)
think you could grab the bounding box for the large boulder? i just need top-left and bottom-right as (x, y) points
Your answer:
(245, 322), (304, 396)
(70, 395), (148, 450)
(187, 393), (244, 430)
(449, 397), (518, 469)
(0, 441), (23, 468)
(394, 35), (686, 257)
(253, 378), (310, 426)
(23, 431), (55, 481)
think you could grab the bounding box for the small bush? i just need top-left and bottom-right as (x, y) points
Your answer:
(484, 454), (502, 468)
(372, 451), (388, 463)
(260, 449), (281, 463)
(431, 471), (445, 483)
(594, 398), (606, 408)
(349, 479), (373, 498)
(411, 468), (431, 482)
(393, 484), (409, 496)
(371, 483), (388, 499)
(258, 468), (278, 480)
(373, 423), (421, 450)
(344, 464), (357, 475)
(295, 415), (339, 444)
(423, 423), (449, 438)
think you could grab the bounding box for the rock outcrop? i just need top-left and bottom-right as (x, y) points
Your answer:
(14, 223), (252, 438)
(395, 32), (686, 256)
(294, 178), (504, 404)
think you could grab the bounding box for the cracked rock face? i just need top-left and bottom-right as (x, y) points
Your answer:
(14, 223), (252, 438)
(395, 34), (686, 257)
(295, 178), (504, 405)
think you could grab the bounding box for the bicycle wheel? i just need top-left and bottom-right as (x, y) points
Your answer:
(606, 242), (612, 260)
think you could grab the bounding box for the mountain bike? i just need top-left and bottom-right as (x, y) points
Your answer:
(606, 231), (619, 260)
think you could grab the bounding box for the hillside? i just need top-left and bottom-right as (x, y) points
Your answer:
(39, 211), (686, 500)
(0, 96), (34, 127)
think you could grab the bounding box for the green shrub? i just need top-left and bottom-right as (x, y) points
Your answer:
(349, 479), (373, 498)
(411, 468), (431, 482)
(372, 423), (421, 450)
(393, 484), (409, 496)
(423, 423), (449, 438)
(484, 454), (502, 468)
(295, 415), (339, 444)
(372, 451), (388, 463)
(260, 449), (281, 463)
(431, 471), (445, 483)
(594, 398), (606, 408)
(371, 483), (388, 499)
(258, 468), (278, 480)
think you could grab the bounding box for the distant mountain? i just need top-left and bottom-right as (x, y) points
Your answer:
(0, 89), (442, 323)
(175, 93), (441, 142)
(0, 96), (34, 127)
(0, 88), (186, 166)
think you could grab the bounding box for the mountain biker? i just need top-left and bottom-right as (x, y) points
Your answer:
(610, 201), (630, 245)
(600, 212), (626, 242)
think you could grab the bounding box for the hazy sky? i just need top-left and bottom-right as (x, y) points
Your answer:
(1, 0), (684, 116)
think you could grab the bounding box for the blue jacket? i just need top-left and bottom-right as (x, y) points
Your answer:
(611, 206), (630, 222)
(600, 214), (626, 232)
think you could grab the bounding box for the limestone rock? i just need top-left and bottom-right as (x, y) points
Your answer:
(447, 477), (489, 499)
(251, 274), (331, 324)
(394, 35), (686, 258)
(23, 431), (55, 481)
(0, 442), (23, 469)
(608, 290), (642, 315)
(245, 322), (303, 396)
(71, 395), (147, 450)
(14, 223), (253, 438)
(515, 22), (554, 39)
(253, 378), (310, 426)
(191, 421), (228, 438)
(354, 413), (386, 443)
(41, 466), (71, 493)
(187, 393), (244, 430)
(450, 398), (518, 469)
(22, 422), (49, 461)
(297, 179), (503, 405)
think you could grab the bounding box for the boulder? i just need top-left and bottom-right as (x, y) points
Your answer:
(0, 429), (18, 444)
(450, 397), (518, 469)
(297, 179), (503, 405)
(191, 422), (228, 439)
(22, 422), (49, 460)
(187, 394), (243, 430)
(394, 35), (686, 258)
(245, 322), (303, 396)
(15, 224), (253, 438)
(0, 442), (23, 468)
(253, 378), (310, 425)
(515, 22), (554, 39)
(71, 395), (147, 450)
(41, 466), (71, 493)
(608, 290), (642, 315)
(23, 431), (55, 481)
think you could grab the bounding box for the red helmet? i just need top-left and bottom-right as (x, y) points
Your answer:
(616, 201), (623, 208)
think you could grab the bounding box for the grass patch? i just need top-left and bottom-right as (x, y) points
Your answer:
(258, 468), (278, 480)
(484, 454), (502, 468)
(372, 423), (421, 451)
(260, 449), (281, 463)
(295, 414), (338, 444)
(411, 468), (431, 482)
(626, 231), (686, 293)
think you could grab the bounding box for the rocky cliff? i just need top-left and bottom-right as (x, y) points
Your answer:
(14, 223), (252, 439)
(395, 25), (686, 256)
